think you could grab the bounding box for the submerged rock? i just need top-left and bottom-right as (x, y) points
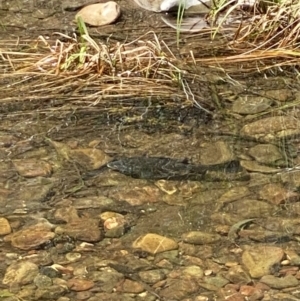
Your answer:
(132, 233), (178, 254)
(3, 261), (39, 285)
(55, 219), (102, 242)
(248, 144), (285, 166)
(67, 278), (95, 291)
(260, 274), (299, 289)
(182, 231), (221, 245)
(0, 218), (11, 235)
(259, 183), (299, 205)
(232, 96), (273, 115)
(242, 246), (284, 278)
(240, 116), (300, 141)
(8, 220), (55, 251)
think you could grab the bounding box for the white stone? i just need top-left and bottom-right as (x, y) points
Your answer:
(76, 2), (121, 26)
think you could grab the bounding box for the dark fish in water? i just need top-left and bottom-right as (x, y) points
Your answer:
(107, 157), (244, 181)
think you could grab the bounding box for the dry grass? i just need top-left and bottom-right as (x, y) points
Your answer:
(1, 31), (179, 77)
(1, 0), (300, 109)
(234, 0), (300, 49)
(0, 31), (212, 117)
(176, 0), (299, 75)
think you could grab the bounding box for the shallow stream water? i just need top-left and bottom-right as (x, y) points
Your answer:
(1, 1), (300, 301)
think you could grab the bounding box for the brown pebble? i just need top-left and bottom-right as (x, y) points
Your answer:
(55, 218), (102, 242)
(240, 285), (256, 296)
(116, 279), (144, 293)
(67, 278), (94, 291)
(0, 217), (11, 235)
(10, 222), (55, 250)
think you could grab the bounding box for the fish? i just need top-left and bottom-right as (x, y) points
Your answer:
(107, 156), (244, 181)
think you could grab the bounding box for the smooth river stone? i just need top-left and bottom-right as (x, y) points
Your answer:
(181, 265), (204, 278)
(182, 231), (221, 245)
(248, 144), (284, 165)
(0, 217), (11, 235)
(225, 265), (252, 284)
(281, 170), (300, 189)
(160, 278), (199, 300)
(254, 217), (300, 234)
(232, 96), (272, 115)
(115, 279), (144, 294)
(132, 233), (178, 254)
(35, 285), (69, 300)
(3, 261), (39, 285)
(198, 141), (235, 165)
(34, 274), (53, 288)
(260, 274), (299, 289)
(75, 2), (121, 26)
(54, 206), (79, 223)
(217, 186), (251, 207)
(55, 218), (102, 242)
(242, 246), (284, 278)
(69, 148), (112, 170)
(226, 199), (274, 218)
(108, 184), (161, 206)
(240, 160), (279, 173)
(138, 269), (166, 284)
(71, 196), (116, 209)
(11, 229), (55, 251)
(48, 139), (112, 170)
(203, 274), (229, 288)
(259, 183), (299, 205)
(67, 278), (95, 291)
(240, 116), (300, 141)
(9, 220), (55, 250)
(263, 89), (293, 102)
